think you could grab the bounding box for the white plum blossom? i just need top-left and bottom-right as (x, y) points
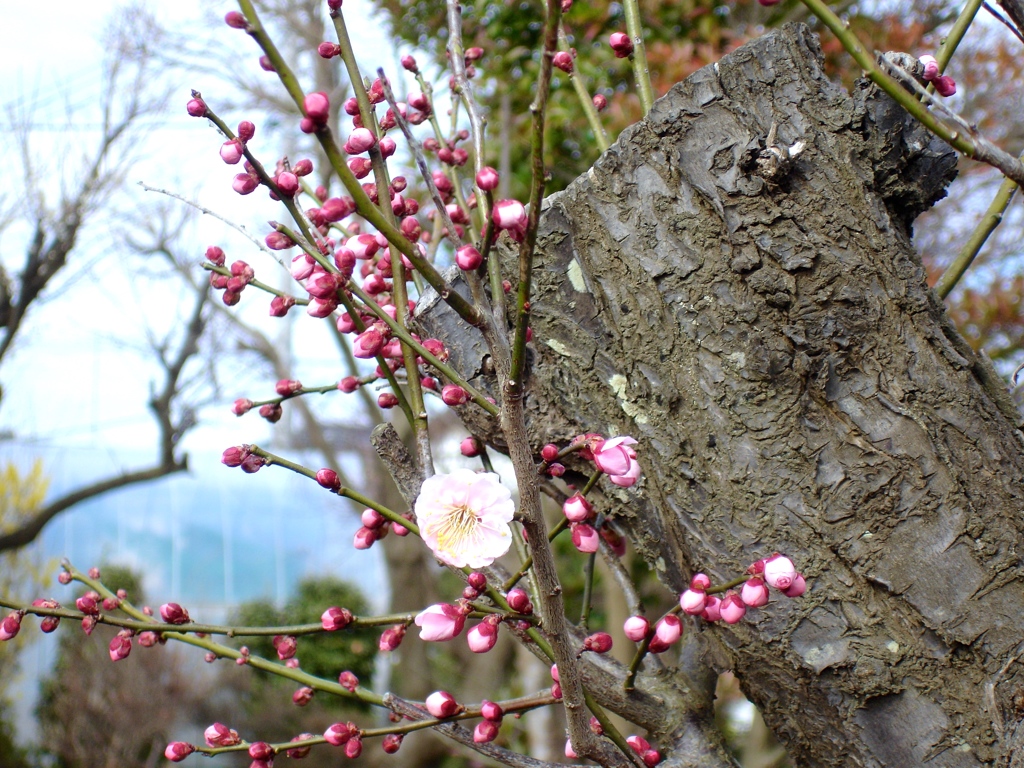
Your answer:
(414, 469), (514, 568)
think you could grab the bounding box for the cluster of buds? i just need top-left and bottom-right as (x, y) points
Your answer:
(204, 247), (256, 308)
(679, 554), (806, 626)
(350, 506), (410, 551)
(221, 445), (267, 474)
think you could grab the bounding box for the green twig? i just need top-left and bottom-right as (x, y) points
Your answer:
(621, 0), (655, 114)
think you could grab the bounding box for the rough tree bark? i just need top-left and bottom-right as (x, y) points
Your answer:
(422, 23), (1024, 768)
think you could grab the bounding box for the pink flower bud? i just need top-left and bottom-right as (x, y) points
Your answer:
(324, 723), (351, 746)
(918, 54), (939, 81)
(476, 166), (500, 191)
(551, 681), (563, 699)
(379, 137), (397, 158)
(609, 32), (634, 58)
(221, 445), (248, 467)
(339, 670), (359, 691)
(565, 739), (579, 759)
(40, 616), (60, 633)
(304, 91), (330, 121)
(160, 603), (191, 624)
(346, 233), (379, 260)
(315, 468), (341, 491)
(654, 614), (682, 646)
(257, 404), (282, 425)
(467, 615), (500, 653)
(590, 716), (604, 735)
(321, 606), (352, 631)
(0, 613), (22, 641)
(465, 46), (484, 61)
(274, 634), (297, 660)
(249, 741), (274, 760)
(741, 577), (770, 608)
(269, 295), (295, 317)
(379, 624), (406, 651)
(382, 733), (403, 753)
(571, 522), (600, 553)
(292, 686), (314, 706)
(783, 573), (807, 597)
(460, 436), (482, 457)
(186, 98), (207, 117)
(401, 54), (418, 72)
(553, 50), (574, 73)
(76, 595), (99, 615)
(224, 11), (247, 28)
(352, 327), (385, 358)
(506, 588), (533, 615)
(275, 379), (302, 396)
(220, 139), (244, 164)
(720, 592), (747, 624)
(593, 93), (608, 111)
(337, 376), (360, 393)
(265, 231), (295, 250)
(623, 615), (650, 642)
(318, 41), (341, 58)
(235, 122), (255, 143)
(344, 127), (376, 155)
(286, 734), (314, 759)
(276, 171), (299, 196)
(232, 398), (253, 416)
(354, 526), (379, 548)
(164, 742), (194, 762)
(475, 700), (503, 724)
(204, 723), (241, 747)
(109, 631), (132, 661)
(138, 630), (158, 647)
(231, 172), (259, 195)
(345, 737), (362, 758)
(425, 690), (461, 718)
(474, 720), (499, 743)
(377, 392), (399, 409)
(562, 493), (593, 523)
(933, 75), (957, 97)
(259, 55), (275, 72)
(492, 199), (527, 231)
(455, 245), (483, 271)
(762, 554), (796, 590)
(583, 631), (613, 654)
(441, 384), (469, 406)
(680, 588), (708, 615)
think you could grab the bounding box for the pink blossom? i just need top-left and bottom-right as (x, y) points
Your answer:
(762, 554), (796, 590)
(593, 436), (641, 486)
(414, 603), (467, 642)
(414, 469), (514, 568)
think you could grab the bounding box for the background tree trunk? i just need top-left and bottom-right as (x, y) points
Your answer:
(425, 22), (1024, 767)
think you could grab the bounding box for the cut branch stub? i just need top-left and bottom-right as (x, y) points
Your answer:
(421, 22), (1024, 768)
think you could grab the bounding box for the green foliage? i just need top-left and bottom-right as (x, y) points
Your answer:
(229, 575), (377, 710)
(0, 705), (31, 768)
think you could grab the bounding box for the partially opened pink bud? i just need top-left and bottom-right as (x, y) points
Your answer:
(415, 603), (467, 642)
(345, 127), (376, 154)
(292, 686), (314, 706)
(623, 615), (650, 642)
(352, 327), (384, 358)
(339, 670), (359, 691)
(323, 723), (351, 746)
(492, 199), (527, 231)
(354, 526), (379, 548)
(583, 631), (613, 654)
(425, 690), (461, 718)
(276, 171), (299, 196)
(232, 173), (259, 195)
(467, 616), (500, 653)
(379, 624), (406, 651)
(108, 632), (132, 661)
(571, 522), (600, 553)
(562, 493), (593, 522)
(476, 166), (499, 191)
(382, 733), (403, 753)
(160, 603), (191, 624)
(702, 595), (722, 622)
(274, 634), (297, 660)
(441, 384), (469, 406)
(221, 445), (248, 467)
(321, 606), (353, 631)
(220, 139), (244, 164)
(720, 592), (747, 624)
(763, 554), (796, 590)
(627, 734), (651, 754)
(164, 742), (194, 762)
(265, 231), (295, 250)
(204, 723), (240, 747)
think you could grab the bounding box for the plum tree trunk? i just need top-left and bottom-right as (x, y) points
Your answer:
(423, 22), (1024, 768)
